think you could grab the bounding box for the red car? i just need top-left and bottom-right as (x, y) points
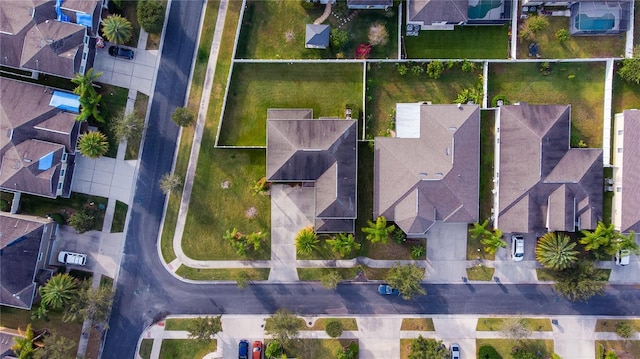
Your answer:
(252, 341), (263, 359)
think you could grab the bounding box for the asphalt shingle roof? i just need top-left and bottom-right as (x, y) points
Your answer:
(619, 110), (640, 232)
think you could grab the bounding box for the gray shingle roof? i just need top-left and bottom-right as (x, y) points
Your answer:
(407, 0), (468, 25)
(619, 110), (640, 232)
(497, 103), (603, 234)
(305, 24), (330, 49)
(267, 111), (357, 233)
(374, 104), (480, 235)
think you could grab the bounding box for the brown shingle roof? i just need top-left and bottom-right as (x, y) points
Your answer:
(407, 0), (468, 25)
(374, 104), (480, 235)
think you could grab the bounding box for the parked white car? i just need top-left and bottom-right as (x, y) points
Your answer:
(511, 234), (524, 261)
(58, 251), (87, 266)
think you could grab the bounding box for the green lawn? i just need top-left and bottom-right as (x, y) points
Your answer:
(467, 224), (496, 261)
(595, 319), (640, 332)
(165, 317), (201, 331)
(139, 339), (153, 359)
(283, 339), (353, 359)
(488, 61), (605, 147)
(400, 318), (435, 331)
(218, 62), (363, 146)
(158, 339), (216, 359)
(175, 267), (270, 281)
(516, 17), (625, 59)
(18, 192), (108, 232)
(597, 340), (640, 359)
(297, 266), (390, 281)
(111, 200), (128, 233)
(479, 110), (495, 222)
(477, 317), (553, 331)
(366, 62), (480, 137)
(308, 318), (358, 331)
(404, 25), (509, 59)
(236, 1), (397, 59)
(612, 72), (640, 115)
(97, 84), (129, 158)
(476, 339), (554, 358)
(466, 265), (495, 281)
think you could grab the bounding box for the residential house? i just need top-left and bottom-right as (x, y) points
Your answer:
(0, 212), (56, 310)
(347, 0), (393, 10)
(374, 103), (480, 237)
(0, 0), (100, 78)
(0, 77), (81, 199)
(406, 0), (511, 31)
(305, 24), (330, 49)
(612, 109), (640, 233)
(494, 103), (603, 235)
(266, 109), (357, 233)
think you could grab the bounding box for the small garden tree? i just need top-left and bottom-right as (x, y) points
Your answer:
(158, 173), (182, 194)
(553, 261), (607, 302)
(320, 271), (342, 290)
(12, 324), (35, 359)
(500, 317), (531, 344)
(426, 61), (444, 79)
(137, 0), (166, 34)
(265, 308), (302, 346)
(171, 107), (196, 127)
(481, 229), (507, 255)
(368, 22), (388, 46)
(408, 336), (448, 359)
(102, 14), (133, 45)
(362, 216), (395, 244)
(326, 233), (360, 257)
(72, 68), (104, 123)
(110, 111), (145, 144)
(78, 131), (109, 159)
(63, 280), (113, 325)
(385, 264), (425, 300)
(615, 321), (634, 338)
(295, 226), (318, 255)
(68, 207), (98, 233)
(555, 29), (570, 43)
(330, 28), (349, 50)
(187, 316), (223, 342)
(519, 15), (549, 41)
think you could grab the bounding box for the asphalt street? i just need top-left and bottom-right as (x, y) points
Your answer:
(100, 2), (640, 358)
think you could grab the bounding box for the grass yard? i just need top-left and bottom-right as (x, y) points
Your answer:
(307, 318), (358, 331)
(466, 264), (495, 281)
(164, 317), (221, 331)
(97, 84), (129, 158)
(536, 268), (555, 281)
(476, 339), (554, 358)
(297, 266), (390, 281)
(597, 340), (640, 359)
(366, 62), (480, 137)
(477, 317), (553, 331)
(236, 1), (397, 59)
(139, 339), (153, 359)
(404, 25), (509, 59)
(158, 339), (216, 359)
(612, 72), (640, 115)
(479, 110), (496, 222)
(283, 339), (354, 359)
(488, 61), (605, 147)
(18, 192), (108, 231)
(400, 318), (435, 331)
(218, 62), (363, 147)
(516, 17), (625, 59)
(111, 200), (128, 233)
(467, 225), (496, 261)
(595, 319), (640, 332)
(125, 93), (150, 160)
(160, 0), (227, 263)
(603, 167), (613, 225)
(175, 267), (270, 281)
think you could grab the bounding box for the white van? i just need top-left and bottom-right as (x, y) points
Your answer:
(58, 251), (87, 266)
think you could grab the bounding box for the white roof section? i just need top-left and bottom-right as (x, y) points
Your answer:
(395, 103), (422, 138)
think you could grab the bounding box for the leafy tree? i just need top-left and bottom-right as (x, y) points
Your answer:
(519, 15), (549, 41)
(39, 273), (78, 310)
(78, 131), (109, 159)
(481, 228), (507, 255)
(368, 22), (388, 46)
(265, 308), (302, 346)
(12, 324), (35, 359)
(71, 68), (104, 122)
(171, 107), (196, 127)
(330, 28), (349, 50)
(469, 220), (491, 239)
(63, 281), (113, 324)
(159, 173), (182, 194)
(110, 111), (145, 144)
(618, 57), (640, 84)
(320, 271), (342, 290)
(606, 231), (639, 256)
(295, 226), (318, 255)
(362, 216), (395, 244)
(385, 264), (425, 300)
(326, 233), (360, 257)
(245, 231), (266, 252)
(555, 29), (570, 43)
(535, 232), (578, 270)
(187, 316), (223, 342)
(223, 228), (265, 256)
(101, 14), (133, 45)
(500, 317), (531, 343)
(615, 321), (634, 338)
(325, 319), (343, 338)
(478, 345), (500, 359)
(137, 0), (165, 34)
(408, 336), (448, 359)
(33, 331), (75, 359)
(336, 342), (358, 359)
(553, 261), (607, 302)
(265, 341), (282, 358)
(68, 207), (97, 233)
(426, 60), (444, 79)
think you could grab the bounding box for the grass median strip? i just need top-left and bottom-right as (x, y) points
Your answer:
(175, 267), (270, 281)
(595, 319), (640, 332)
(306, 318), (358, 331)
(138, 339), (153, 359)
(466, 265), (495, 281)
(477, 318), (553, 331)
(401, 318), (435, 331)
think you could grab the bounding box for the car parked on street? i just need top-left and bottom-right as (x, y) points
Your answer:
(511, 234), (524, 261)
(378, 284), (400, 295)
(252, 341), (263, 359)
(238, 339), (249, 359)
(58, 251), (87, 266)
(108, 45), (134, 60)
(615, 249), (631, 266)
(450, 343), (460, 359)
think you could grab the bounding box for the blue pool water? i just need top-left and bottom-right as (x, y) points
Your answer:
(575, 13), (615, 31)
(468, 0), (502, 20)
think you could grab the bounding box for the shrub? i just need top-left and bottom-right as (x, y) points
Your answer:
(50, 212), (66, 225)
(461, 59), (475, 72)
(555, 29), (569, 43)
(491, 94), (509, 107)
(426, 61), (444, 79)
(411, 64), (424, 76)
(325, 319), (344, 338)
(411, 245), (426, 259)
(397, 64), (408, 76)
(171, 107), (195, 127)
(391, 228), (406, 244)
(69, 208), (97, 233)
(478, 345), (501, 359)
(331, 28), (349, 50)
(137, 0), (165, 34)
(618, 56), (640, 84)
(0, 199), (9, 212)
(615, 321), (634, 338)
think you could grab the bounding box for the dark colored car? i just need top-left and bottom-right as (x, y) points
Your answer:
(252, 341), (263, 359)
(238, 339), (249, 359)
(108, 45), (134, 60)
(378, 284), (400, 296)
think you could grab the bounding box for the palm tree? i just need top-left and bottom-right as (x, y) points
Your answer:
(480, 229), (507, 254)
(362, 216), (395, 244)
(12, 324), (35, 359)
(580, 221), (616, 252)
(326, 233), (361, 257)
(295, 226), (318, 255)
(469, 220), (491, 239)
(535, 232), (579, 270)
(78, 131), (109, 158)
(39, 273), (78, 310)
(606, 230), (639, 256)
(71, 68), (103, 122)
(101, 14), (133, 45)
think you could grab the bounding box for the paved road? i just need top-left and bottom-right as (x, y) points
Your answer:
(101, 2), (640, 358)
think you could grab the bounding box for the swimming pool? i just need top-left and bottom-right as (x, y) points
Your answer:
(574, 13), (615, 31)
(468, 0), (503, 20)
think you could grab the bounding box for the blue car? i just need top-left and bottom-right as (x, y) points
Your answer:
(238, 339), (249, 359)
(378, 284), (400, 296)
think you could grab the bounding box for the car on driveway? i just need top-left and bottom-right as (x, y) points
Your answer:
(450, 343), (460, 359)
(238, 339), (249, 359)
(108, 45), (134, 60)
(378, 284), (400, 295)
(252, 341), (263, 359)
(58, 251), (87, 266)
(511, 234), (524, 261)
(615, 249), (631, 266)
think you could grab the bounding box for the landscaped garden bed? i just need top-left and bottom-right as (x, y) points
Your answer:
(488, 61), (605, 147)
(404, 25), (509, 59)
(218, 62), (363, 147)
(18, 192), (109, 232)
(596, 340), (640, 359)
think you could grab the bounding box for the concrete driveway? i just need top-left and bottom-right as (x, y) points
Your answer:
(71, 155), (136, 205)
(93, 43), (157, 95)
(425, 222), (469, 283)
